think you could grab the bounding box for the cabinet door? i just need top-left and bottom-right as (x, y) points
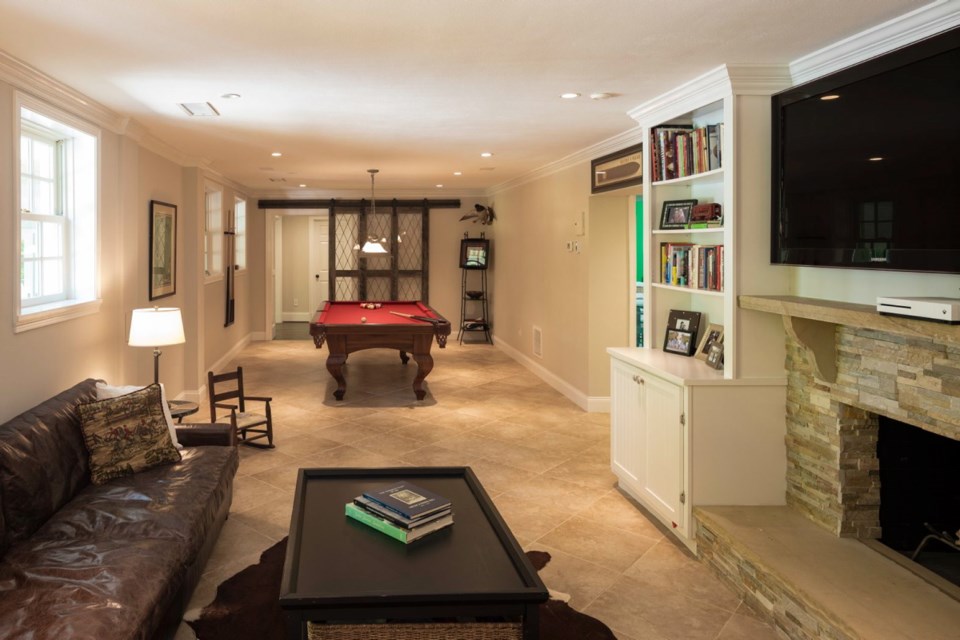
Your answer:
(639, 373), (684, 529)
(610, 359), (643, 488)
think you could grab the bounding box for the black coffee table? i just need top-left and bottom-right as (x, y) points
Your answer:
(279, 467), (548, 640)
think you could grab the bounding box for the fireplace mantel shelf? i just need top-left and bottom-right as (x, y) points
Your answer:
(739, 295), (960, 383)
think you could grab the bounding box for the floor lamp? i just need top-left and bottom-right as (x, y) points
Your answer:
(128, 307), (185, 385)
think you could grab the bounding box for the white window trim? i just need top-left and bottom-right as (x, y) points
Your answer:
(13, 92), (101, 333)
(204, 182), (224, 284)
(234, 195), (247, 273)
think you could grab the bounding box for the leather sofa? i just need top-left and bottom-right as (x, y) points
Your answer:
(0, 379), (239, 639)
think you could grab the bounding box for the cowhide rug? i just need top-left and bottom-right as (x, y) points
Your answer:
(186, 538), (615, 640)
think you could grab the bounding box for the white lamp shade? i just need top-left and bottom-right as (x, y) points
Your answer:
(360, 240), (388, 254)
(128, 307), (185, 347)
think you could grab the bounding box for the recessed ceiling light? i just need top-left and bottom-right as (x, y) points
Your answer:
(820, 94), (840, 101)
(299, 184), (307, 188)
(590, 92), (616, 100)
(868, 156), (884, 162)
(436, 184), (444, 188)
(221, 93), (242, 99)
(453, 171), (462, 176)
(561, 92), (580, 99)
(480, 152), (493, 158)
(178, 102), (220, 117)
(271, 152), (282, 157)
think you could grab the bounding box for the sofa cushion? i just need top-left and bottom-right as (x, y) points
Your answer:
(96, 381), (183, 449)
(78, 385), (181, 485)
(0, 379), (98, 555)
(0, 445), (238, 639)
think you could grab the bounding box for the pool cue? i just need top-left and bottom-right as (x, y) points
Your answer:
(389, 310), (440, 325)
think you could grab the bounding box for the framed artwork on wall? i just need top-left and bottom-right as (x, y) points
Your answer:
(591, 143), (643, 193)
(149, 200), (177, 300)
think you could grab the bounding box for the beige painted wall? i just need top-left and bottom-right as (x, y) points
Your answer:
(490, 163), (594, 394)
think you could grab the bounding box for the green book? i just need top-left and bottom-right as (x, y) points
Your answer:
(346, 502), (408, 542)
(345, 502), (453, 543)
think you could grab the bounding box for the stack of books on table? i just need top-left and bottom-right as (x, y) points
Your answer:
(345, 481), (453, 544)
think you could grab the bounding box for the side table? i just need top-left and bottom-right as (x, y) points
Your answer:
(168, 400), (199, 423)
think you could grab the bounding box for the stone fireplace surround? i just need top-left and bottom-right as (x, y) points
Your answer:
(695, 296), (960, 639)
(744, 296), (960, 539)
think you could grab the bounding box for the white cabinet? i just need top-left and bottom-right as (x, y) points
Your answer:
(611, 357), (684, 532)
(609, 347), (787, 550)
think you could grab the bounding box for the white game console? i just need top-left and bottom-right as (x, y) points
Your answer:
(876, 297), (960, 324)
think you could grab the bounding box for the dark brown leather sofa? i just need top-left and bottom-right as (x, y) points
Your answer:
(0, 379), (239, 639)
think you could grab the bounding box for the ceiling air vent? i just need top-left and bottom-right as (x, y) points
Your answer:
(178, 102), (220, 117)
(268, 177), (287, 183)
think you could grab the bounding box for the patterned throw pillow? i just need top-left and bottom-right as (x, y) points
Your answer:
(78, 384), (182, 485)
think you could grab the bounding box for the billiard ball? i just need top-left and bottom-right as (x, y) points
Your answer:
(361, 316), (367, 323)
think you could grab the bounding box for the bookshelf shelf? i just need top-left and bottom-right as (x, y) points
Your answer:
(650, 282), (724, 297)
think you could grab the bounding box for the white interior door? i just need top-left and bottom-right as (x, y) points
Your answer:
(309, 215), (329, 313)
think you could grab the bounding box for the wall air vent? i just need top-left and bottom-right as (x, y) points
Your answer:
(532, 325), (543, 358)
(179, 102), (220, 117)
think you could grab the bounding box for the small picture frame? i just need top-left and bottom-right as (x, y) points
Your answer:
(664, 329), (695, 356)
(706, 342), (725, 369)
(666, 309), (702, 338)
(149, 200), (177, 300)
(460, 238), (490, 269)
(659, 199), (699, 230)
(695, 323), (724, 361)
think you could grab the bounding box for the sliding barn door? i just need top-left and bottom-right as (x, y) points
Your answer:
(330, 201), (430, 302)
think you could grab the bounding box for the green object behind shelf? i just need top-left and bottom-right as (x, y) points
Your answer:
(635, 198), (644, 282)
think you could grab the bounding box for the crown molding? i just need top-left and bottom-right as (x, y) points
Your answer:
(0, 50), (126, 133)
(627, 65), (731, 127)
(251, 187), (486, 203)
(487, 126), (643, 196)
(789, 0), (960, 85)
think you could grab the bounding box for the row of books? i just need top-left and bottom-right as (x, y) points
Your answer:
(651, 123), (723, 182)
(660, 242), (725, 291)
(345, 481), (453, 544)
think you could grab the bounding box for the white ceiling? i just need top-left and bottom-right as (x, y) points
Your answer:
(0, 0), (928, 195)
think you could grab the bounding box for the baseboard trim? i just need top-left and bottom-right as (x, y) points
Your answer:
(493, 334), (601, 412)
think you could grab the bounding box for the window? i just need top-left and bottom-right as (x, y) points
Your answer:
(204, 184), (223, 278)
(234, 196), (247, 271)
(16, 98), (99, 331)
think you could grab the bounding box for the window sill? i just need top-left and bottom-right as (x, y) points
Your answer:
(204, 274), (224, 285)
(15, 298), (102, 333)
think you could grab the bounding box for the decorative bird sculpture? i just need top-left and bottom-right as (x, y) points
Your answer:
(460, 204), (495, 225)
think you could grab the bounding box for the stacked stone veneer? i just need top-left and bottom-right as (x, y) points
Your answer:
(786, 325), (960, 538)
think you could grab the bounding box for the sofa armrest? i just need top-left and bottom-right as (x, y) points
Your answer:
(175, 423), (237, 447)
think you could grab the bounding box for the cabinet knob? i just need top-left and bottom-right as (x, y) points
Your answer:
(632, 374), (644, 384)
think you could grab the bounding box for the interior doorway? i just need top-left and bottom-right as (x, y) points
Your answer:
(271, 210), (329, 340)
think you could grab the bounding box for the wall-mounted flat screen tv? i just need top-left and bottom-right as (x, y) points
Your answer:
(771, 26), (960, 273)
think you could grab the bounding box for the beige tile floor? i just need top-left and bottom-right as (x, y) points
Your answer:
(177, 337), (780, 640)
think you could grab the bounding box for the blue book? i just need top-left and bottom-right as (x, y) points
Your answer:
(362, 481), (451, 520)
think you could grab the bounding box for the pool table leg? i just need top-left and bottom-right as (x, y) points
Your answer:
(326, 353), (347, 400)
(411, 352), (433, 400)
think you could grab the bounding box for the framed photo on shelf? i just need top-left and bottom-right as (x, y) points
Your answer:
(459, 238), (490, 269)
(663, 309), (701, 356)
(659, 199), (699, 229)
(695, 323), (724, 361)
(149, 200), (177, 300)
(664, 329), (695, 356)
(706, 342), (725, 369)
(591, 143), (643, 194)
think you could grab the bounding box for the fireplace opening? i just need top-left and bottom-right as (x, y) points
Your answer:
(878, 415), (960, 587)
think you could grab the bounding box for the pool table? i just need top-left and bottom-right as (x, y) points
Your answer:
(309, 301), (451, 401)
